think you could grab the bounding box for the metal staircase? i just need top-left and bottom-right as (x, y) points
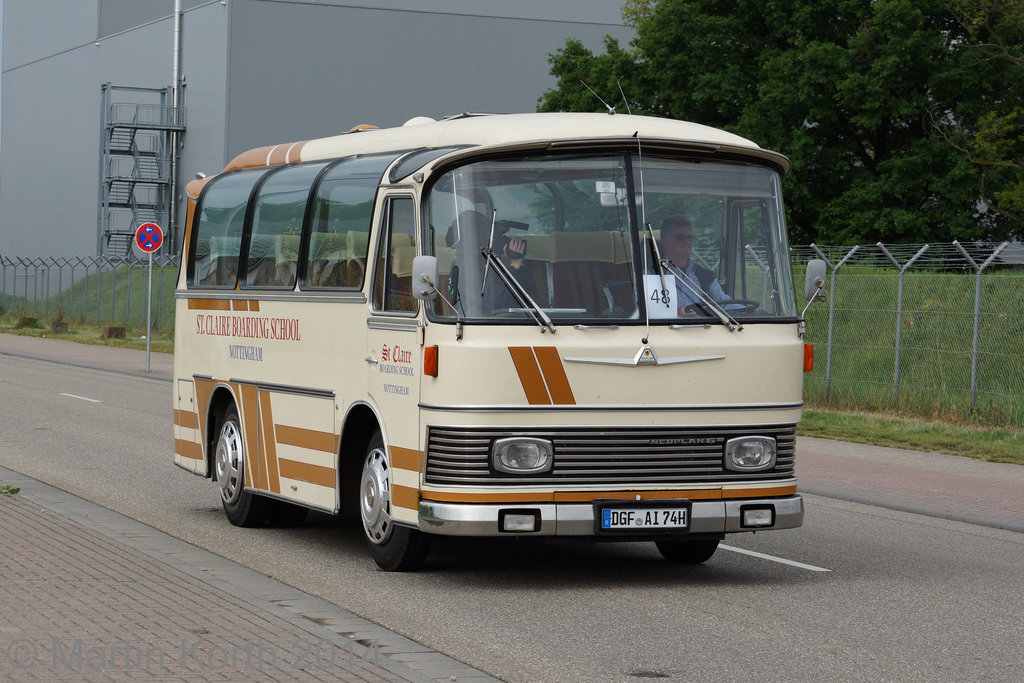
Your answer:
(98, 84), (185, 256)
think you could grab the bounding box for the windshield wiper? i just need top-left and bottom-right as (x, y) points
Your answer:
(480, 212), (555, 334)
(645, 222), (673, 313)
(661, 259), (743, 332)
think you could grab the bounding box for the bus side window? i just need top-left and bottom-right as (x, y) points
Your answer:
(304, 156), (392, 289)
(372, 197), (417, 313)
(188, 169), (262, 288)
(242, 162), (326, 289)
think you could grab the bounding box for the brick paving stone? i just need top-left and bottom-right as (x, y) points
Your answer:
(0, 494), (410, 682)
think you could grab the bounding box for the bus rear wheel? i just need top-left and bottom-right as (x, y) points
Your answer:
(359, 431), (430, 571)
(655, 539), (719, 564)
(214, 404), (268, 527)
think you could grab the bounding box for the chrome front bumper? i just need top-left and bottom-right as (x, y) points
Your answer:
(418, 495), (803, 537)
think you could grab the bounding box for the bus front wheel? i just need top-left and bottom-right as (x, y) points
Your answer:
(359, 431), (430, 571)
(214, 404), (268, 527)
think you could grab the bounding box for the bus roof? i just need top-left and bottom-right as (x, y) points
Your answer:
(191, 112), (788, 198)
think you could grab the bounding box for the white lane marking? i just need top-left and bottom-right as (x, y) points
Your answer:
(720, 544), (831, 572)
(59, 393), (102, 403)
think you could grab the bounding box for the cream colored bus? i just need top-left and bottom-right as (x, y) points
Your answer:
(173, 112), (822, 570)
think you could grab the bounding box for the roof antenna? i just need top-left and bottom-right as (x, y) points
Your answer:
(616, 81), (652, 344)
(617, 81), (633, 117)
(580, 81), (615, 115)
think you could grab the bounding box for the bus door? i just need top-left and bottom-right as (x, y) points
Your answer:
(365, 195), (423, 524)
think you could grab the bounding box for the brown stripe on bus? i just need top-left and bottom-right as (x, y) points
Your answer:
(388, 446), (420, 471)
(277, 458), (335, 488)
(223, 141), (309, 171)
(188, 298), (231, 310)
(721, 484), (797, 499)
(259, 393), (282, 495)
(174, 409), (199, 430)
(421, 490), (555, 504)
(533, 346), (576, 405)
(192, 377), (219, 463)
(391, 484), (420, 511)
(239, 384), (261, 489)
(276, 424), (337, 454)
(174, 438), (202, 460)
(270, 141), (308, 165)
(508, 346), (551, 405)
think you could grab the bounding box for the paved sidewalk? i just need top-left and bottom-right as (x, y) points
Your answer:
(797, 435), (1024, 532)
(0, 333), (173, 380)
(0, 467), (497, 682)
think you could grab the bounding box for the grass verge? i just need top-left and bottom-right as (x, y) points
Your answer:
(0, 310), (173, 354)
(799, 408), (1024, 465)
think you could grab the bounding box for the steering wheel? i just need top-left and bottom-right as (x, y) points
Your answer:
(684, 299), (761, 315)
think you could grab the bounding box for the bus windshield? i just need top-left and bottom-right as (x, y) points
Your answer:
(422, 152), (798, 325)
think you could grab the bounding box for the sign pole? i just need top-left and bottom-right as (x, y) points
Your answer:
(146, 250), (153, 372)
(134, 222), (163, 374)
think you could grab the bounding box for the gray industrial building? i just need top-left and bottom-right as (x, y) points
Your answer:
(0, 0), (632, 257)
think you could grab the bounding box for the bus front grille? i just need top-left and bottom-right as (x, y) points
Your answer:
(424, 425), (796, 486)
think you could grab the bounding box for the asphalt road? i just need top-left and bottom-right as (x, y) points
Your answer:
(0, 352), (1021, 681)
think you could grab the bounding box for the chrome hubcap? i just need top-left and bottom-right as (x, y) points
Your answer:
(360, 447), (393, 545)
(215, 419), (244, 504)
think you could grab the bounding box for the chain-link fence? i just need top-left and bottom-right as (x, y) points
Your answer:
(0, 254), (179, 329)
(3, 243), (1022, 424)
(792, 241), (1024, 425)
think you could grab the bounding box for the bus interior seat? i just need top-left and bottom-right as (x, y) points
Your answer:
(273, 234), (301, 287)
(244, 235), (278, 286)
(206, 236), (240, 286)
(549, 231), (631, 314)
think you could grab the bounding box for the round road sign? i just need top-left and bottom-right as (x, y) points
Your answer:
(135, 223), (164, 253)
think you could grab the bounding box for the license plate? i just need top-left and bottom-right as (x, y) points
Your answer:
(600, 506), (688, 530)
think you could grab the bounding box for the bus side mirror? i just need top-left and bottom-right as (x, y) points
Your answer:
(804, 259), (827, 301)
(412, 255), (439, 300)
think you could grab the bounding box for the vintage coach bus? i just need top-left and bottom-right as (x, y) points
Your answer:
(173, 112), (821, 570)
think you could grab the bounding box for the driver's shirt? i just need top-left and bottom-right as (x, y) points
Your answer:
(668, 261), (729, 307)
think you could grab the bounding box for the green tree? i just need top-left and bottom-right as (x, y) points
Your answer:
(939, 0), (1024, 223)
(539, 0), (1023, 244)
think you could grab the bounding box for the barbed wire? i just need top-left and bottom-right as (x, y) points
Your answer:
(791, 241), (1023, 271)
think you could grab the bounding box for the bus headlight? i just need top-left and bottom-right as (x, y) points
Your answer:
(724, 437), (777, 472)
(492, 438), (553, 474)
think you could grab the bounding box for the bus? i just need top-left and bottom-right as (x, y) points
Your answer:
(173, 112), (823, 571)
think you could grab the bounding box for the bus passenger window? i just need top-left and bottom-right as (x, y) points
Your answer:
(189, 169), (263, 288)
(243, 162), (326, 288)
(372, 197), (417, 313)
(304, 155), (394, 289)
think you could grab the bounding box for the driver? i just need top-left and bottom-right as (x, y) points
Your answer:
(448, 210), (534, 313)
(659, 215), (729, 316)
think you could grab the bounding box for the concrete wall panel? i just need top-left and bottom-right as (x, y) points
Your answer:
(3, 0), (99, 68)
(224, 1), (631, 157)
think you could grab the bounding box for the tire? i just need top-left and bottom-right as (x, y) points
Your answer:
(359, 431), (431, 571)
(213, 404), (269, 527)
(655, 539), (719, 564)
